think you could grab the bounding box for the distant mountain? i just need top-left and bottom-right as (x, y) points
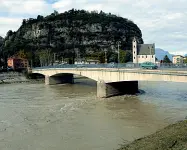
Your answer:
(155, 48), (173, 61)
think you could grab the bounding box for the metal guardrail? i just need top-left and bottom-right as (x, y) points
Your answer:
(33, 63), (187, 70)
(32, 63), (187, 77)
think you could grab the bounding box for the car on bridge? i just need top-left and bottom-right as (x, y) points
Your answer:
(141, 62), (158, 69)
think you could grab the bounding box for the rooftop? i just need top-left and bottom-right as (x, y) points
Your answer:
(137, 44), (155, 55)
(172, 55), (184, 58)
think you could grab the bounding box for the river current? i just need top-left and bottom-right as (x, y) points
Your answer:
(0, 79), (187, 150)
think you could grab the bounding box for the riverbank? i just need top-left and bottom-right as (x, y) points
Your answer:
(0, 72), (44, 84)
(0, 79), (44, 84)
(118, 120), (187, 150)
(0, 73), (87, 84)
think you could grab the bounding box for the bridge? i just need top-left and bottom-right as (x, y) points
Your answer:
(32, 65), (187, 98)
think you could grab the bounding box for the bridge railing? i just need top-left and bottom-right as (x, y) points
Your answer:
(33, 63), (141, 70)
(33, 63), (187, 70)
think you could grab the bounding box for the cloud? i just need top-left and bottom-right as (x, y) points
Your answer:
(0, 0), (53, 16)
(0, 17), (22, 37)
(0, 0), (186, 54)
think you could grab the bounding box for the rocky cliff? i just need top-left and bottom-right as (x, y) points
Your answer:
(2, 9), (143, 65)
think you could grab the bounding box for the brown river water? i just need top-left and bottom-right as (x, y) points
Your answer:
(0, 79), (187, 150)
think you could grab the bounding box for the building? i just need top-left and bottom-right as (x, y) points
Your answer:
(74, 59), (99, 64)
(7, 57), (29, 70)
(85, 59), (99, 64)
(132, 37), (155, 64)
(172, 55), (184, 64)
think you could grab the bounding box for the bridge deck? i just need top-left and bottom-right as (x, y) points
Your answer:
(33, 68), (187, 76)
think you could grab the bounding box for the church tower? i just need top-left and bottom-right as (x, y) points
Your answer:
(132, 37), (138, 63)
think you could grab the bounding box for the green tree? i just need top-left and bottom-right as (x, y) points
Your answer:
(184, 57), (187, 63)
(163, 55), (171, 63)
(98, 52), (105, 63)
(119, 49), (126, 63)
(54, 10), (59, 16)
(124, 50), (132, 63)
(37, 15), (44, 21)
(108, 53), (117, 63)
(119, 50), (132, 63)
(36, 49), (52, 66)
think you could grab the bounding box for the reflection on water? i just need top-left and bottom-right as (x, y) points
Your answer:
(0, 79), (187, 150)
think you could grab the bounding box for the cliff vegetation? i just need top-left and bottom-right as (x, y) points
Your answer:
(1, 9), (143, 67)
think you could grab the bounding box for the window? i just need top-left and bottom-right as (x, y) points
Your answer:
(146, 55), (147, 58)
(134, 57), (135, 59)
(134, 45), (136, 48)
(152, 55), (153, 58)
(134, 51), (135, 54)
(142, 56), (144, 58)
(138, 56), (140, 58)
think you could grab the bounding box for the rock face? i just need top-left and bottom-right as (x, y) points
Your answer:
(3, 9), (143, 56)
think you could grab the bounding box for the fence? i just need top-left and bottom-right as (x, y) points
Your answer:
(33, 63), (187, 70)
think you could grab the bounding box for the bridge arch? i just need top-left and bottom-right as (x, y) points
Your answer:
(28, 73), (45, 79)
(49, 72), (98, 82)
(32, 69), (99, 82)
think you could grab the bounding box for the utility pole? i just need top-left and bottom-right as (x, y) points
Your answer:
(104, 49), (107, 64)
(117, 41), (120, 63)
(76, 49), (80, 64)
(53, 53), (56, 65)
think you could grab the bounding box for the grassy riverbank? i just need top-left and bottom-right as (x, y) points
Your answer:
(118, 120), (187, 150)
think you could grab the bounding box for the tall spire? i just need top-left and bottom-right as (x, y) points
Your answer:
(133, 37), (137, 43)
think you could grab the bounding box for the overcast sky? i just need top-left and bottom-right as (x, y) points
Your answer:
(0, 0), (186, 55)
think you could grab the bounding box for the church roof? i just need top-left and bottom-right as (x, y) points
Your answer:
(137, 44), (155, 55)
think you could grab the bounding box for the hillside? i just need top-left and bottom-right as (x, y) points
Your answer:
(118, 120), (187, 150)
(1, 9), (143, 66)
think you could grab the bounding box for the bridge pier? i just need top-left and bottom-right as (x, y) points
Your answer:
(45, 74), (74, 85)
(97, 81), (138, 98)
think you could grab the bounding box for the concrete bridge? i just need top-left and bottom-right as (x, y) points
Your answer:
(32, 67), (187, 98)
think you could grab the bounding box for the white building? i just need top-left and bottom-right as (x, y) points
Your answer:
(132, 37), (155, 64)
(74, 59), (99, 64)
(172, 55), (184, 64)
